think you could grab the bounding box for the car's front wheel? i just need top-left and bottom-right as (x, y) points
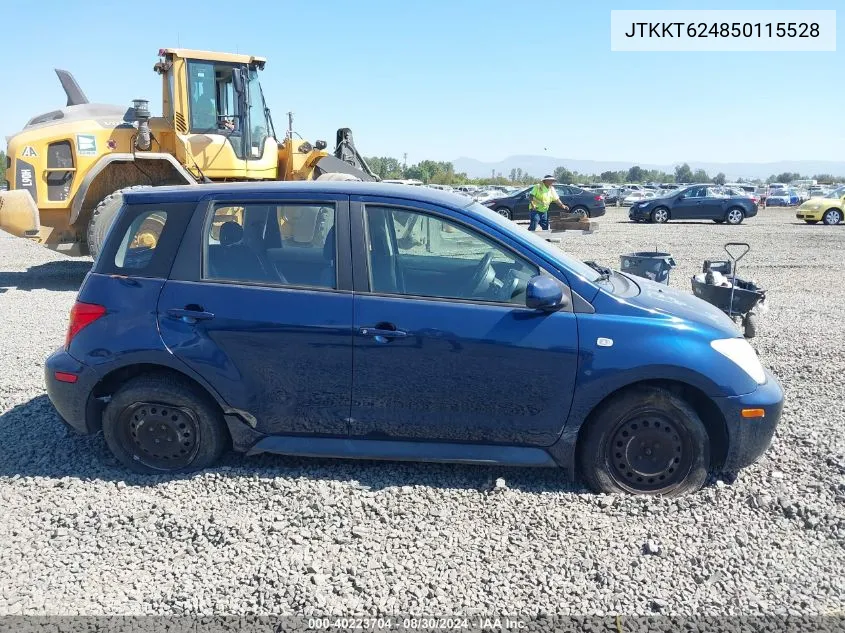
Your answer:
(725, 207), (745, 225)
(102, 374), (229, 474)
(578, 386), (710, 496)
(822, 209), (842, 225)
(651, 207), (669, 224)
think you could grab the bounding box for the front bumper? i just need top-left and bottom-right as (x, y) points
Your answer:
(796, 209), (823, 221)
(714, 368), (784, 472)
(628, 205), (651, 219)
(0, 189), (40, 237)
(44, 347), (101, 434)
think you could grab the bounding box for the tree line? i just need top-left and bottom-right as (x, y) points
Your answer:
(366, 155), (844, 187)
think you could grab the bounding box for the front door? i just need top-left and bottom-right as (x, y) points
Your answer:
(349, 199), (579, 447)
(671, 185), (709, 219)
(158, 195), (353, 437)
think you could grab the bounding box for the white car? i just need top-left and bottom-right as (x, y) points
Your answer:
(621, 190), (657, 207)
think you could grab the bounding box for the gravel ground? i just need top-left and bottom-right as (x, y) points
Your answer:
(0, 206), (843, 619)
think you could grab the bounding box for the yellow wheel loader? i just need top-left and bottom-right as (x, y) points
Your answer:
(0, 48), (377, 258)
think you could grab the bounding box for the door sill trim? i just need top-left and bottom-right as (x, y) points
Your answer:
(246, 435), (558, 467)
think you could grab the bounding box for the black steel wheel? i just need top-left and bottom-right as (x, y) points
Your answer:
(578, 386), (710, 496)
(103, 374), (229, 474)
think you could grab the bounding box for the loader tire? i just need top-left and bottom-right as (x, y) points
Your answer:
(86, 185), (150, 260)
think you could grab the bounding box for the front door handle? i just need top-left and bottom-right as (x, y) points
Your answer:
(359, 327), (408, 339)
(167, 308), (215, 324)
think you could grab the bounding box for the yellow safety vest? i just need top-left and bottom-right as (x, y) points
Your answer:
(529, 183), (559, 212)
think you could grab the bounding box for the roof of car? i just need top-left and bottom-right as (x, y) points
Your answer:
(122, 181), (476, 208)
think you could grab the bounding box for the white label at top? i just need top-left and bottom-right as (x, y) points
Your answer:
(610, 10), (836, 51)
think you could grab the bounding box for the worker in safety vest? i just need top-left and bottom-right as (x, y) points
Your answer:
(528, 175), (568, 231)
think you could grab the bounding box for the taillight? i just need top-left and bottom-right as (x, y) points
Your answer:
(595, 195), (603, 201)
(65, 301), (106, 349)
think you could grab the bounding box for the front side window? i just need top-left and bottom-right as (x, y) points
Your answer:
(365, 205), (538, 304)
(204, 202), (336, 289)
(114, 210), (168, 271)
(188, 61), (243, 134)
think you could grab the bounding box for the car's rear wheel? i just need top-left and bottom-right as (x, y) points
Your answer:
(571, 206), (589, 219)
(102, 374), (229, 474)
(578, 386), (710, 496)
(725, 207), (745, 225)
(494, 207), (512, 220)
(822, 209), (842, 225)
(651, 207), (669, 224)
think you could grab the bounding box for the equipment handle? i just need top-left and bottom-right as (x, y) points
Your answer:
(724, 242), (750, 263)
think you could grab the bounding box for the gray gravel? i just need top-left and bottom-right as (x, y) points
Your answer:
(0, 206), (843, 618)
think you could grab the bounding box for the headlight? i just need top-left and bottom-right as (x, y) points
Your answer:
(711, 338), (766, 385)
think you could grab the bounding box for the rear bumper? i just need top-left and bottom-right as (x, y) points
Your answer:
(0, 190), (40, 237)
(714, 368), (784, 472)
(44, 347), (101, 434)
(590, 206), (606, 218)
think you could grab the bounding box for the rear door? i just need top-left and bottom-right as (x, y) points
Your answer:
(157, 193), (354, 437)
(347, 196), (580, 446)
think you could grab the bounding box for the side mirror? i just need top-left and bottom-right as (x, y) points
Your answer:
(232, 69), (245, 95)
(526, 275), (567, 311)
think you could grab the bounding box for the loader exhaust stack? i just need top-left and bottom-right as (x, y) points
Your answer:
(132, 99), (152, 151)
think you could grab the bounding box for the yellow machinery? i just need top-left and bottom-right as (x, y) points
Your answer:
(0, 48), (377, 257)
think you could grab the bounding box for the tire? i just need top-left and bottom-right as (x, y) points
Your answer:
(494, 207), (512, 220)
(725, 207), (745, 225)
(804, 220), (819, 225)
(571, 206), (589, 219)
(86, 185), (150, 260)
(578, 386), (710, 496)
(651, 207), (669, 224)
(102, 373), (229, 475)
(822, 209), (842, 225)
(743, 312), (758, 338)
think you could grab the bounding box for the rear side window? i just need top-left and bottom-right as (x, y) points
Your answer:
(95, 202), (193, 278)
(114, 210), (168, 269)
(202, 202), (337, 289)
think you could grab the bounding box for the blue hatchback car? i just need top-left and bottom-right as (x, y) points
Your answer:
(45, 182), (784, 496)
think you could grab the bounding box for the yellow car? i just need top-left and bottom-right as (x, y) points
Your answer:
(796, 186), (845, 225)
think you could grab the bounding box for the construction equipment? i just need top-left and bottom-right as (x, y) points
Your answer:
(0, 48), (378, 258)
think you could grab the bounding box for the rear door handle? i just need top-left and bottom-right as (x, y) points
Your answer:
(359, 327), (408, 339)
(167, 308), (215, 324)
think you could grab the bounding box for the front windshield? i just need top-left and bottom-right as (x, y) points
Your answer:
(824, 186), (845, 199)
(466, 201), (602, 283)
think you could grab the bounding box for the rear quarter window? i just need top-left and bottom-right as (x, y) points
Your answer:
(94, 202), (194, 278)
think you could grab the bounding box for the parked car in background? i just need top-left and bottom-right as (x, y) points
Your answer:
(795, 185), (845, 225)
(621, 190), (657, 207)
(766, 188), (800, 206)
(723, 186), (760, 206)
(482, 185), (606, 220)
(44, 180), (783, 496)
(627, 184), (758, 225)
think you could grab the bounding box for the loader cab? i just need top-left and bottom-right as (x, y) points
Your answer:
(156, 48), (277, 180)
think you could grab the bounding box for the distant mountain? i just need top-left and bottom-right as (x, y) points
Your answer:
(452, 155), (845, 181)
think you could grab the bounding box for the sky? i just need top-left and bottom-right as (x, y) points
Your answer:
(1, 0), (842, 166)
